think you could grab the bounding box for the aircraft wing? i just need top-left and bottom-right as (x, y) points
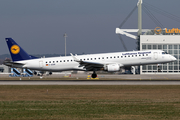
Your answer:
(70, 53), (104, 71)
(79, 61), (104, 71)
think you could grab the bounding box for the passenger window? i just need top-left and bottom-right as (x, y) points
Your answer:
(60, 60), (62, 62)
(114, 56), (116, 58)
(56, 61), (58, 63)
(49, 61), (51, 63)
(46, 62), (47, 63)
(67, 60), (69, 62)
(64, 60), (65, 62)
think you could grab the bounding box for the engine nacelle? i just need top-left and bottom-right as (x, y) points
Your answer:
(104, 64), (120, 72)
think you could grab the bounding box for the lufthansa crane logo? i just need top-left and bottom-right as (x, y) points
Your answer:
(154, 27), (162, 34)
(11, 45), (20, 54)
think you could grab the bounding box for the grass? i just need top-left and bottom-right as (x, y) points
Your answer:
(0, 85), (180, 120)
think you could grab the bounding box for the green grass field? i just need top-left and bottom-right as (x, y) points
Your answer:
(0, 85), (180, 120)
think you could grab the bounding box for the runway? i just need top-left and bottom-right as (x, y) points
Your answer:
(0, 80), (180, 85)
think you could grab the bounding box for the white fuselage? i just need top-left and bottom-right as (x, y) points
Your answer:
(15, 50), (176, 72)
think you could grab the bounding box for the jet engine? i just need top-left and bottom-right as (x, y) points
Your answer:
(104, 64), (120, 72)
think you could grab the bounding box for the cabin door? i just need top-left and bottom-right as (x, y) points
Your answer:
(39, 61), (43, 68)
(154, 52), (158, 60)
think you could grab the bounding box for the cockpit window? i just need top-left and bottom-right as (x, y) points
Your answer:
(162, 52), (168, 54)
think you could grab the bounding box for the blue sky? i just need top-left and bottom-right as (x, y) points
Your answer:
(0, 0), (180, 55)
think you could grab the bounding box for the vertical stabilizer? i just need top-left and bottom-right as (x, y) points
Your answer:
(5, 38), (33, 61)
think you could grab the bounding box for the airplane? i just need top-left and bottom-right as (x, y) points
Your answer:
(4, 38), (176, 78)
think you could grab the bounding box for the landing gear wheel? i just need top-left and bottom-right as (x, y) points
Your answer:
(34, 71), (37, 75)
(91, 73), (97, 78)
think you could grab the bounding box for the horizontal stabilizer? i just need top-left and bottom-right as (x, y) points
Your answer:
(3, 61), (24, 67)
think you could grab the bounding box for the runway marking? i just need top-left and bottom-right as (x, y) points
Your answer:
(87, 75), (99, 80)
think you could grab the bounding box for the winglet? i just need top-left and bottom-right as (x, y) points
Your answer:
(70, 53), (80, 62)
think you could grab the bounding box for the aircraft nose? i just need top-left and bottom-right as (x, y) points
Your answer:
(171, 56), (177, 61)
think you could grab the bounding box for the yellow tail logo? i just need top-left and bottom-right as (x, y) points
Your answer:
(11, 45), (20, 54)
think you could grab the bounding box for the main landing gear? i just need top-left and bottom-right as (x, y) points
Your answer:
(91, 71), (97, 78)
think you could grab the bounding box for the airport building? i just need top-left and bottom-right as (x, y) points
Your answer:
(0, 65), (10, 73)
(116, 0), (180, 74)
(140, 28), (180, 74)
